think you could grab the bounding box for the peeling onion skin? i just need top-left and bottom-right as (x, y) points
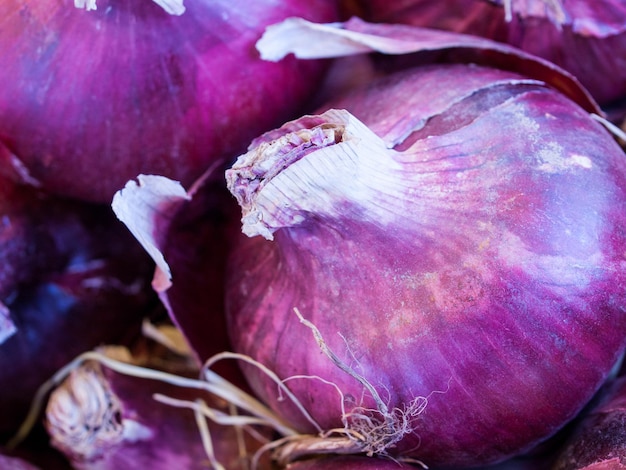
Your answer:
(156, 172), (243, 368)
(353, 0), (626, 106)
(0, 177), (155, 439)
(225, 64), (626, 467)
(111, 171), (249, 388)
(0, 0), (337, 203)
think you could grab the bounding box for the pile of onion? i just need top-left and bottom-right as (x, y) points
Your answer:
(10, 8), (626, 470)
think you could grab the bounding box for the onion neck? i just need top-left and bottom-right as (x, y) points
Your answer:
(226, 109), (399, 240)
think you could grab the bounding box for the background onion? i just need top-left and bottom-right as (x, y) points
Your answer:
(44, 342), (269, 470)
(552, 375), (626, 470)
(0, 175), (155, 440)
(0, 0), (337, 202)
(224, 61), (626, 468)
(349, 0), (626, 106)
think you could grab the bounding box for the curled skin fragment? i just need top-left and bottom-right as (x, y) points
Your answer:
(112, 174), (191, 291)
(256, 17), (599, 113)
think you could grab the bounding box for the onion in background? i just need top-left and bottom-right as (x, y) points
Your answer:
(552, 375), (626, 470)
(43, 338), (271, 470)
(349, 0), (626, 106)
(0, 174), (156, 441)
(0, 0), (338, 203)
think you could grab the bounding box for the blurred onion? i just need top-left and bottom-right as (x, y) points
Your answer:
(0, 175), (155, 439)
(0, 0), (337, 202)
(353, 0), (626, 105)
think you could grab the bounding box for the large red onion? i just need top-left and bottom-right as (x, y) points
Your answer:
(352, 0), (626, 106)
(224, 61), (626, 468)
(0, 0), (337, 203)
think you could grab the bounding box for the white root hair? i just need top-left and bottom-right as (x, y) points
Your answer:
(9, 308), (440, 469)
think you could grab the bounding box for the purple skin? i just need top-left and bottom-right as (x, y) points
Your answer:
(355, 0), (626, 106)
(285, 455), (417, 469)
(0, 177), (155, 440)
(154, 171), (246, 379)
(553, 376), (626, 469)
(0, 0), (337, 203)
(225, 64), (626, 467)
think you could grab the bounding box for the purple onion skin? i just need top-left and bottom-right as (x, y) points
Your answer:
(0, 0), (337, 203)
(552, 376), (626, 470)
(1, 432), (72, 470)
(0, 454), (41, 470)
(355, 0), (626, 106)
(225, 64), (626, 467)
(0, 178), (155, 439)
(285, 455), (415, 469)
(156, 172), (244, 373)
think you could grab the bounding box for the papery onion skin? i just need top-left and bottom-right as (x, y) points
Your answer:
(112, 172), (247, 387)
(353, 0), (626, 106)
(0, 0), (337, 203)
(0, 177), (155, 439)
(225, 63), (626, 468)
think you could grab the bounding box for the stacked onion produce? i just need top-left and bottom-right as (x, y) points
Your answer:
(4, 1), (626, 470)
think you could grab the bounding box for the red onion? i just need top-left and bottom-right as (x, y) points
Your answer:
(0, 0), (337, 203)
(224, 59), (626, 468)
(352, 0), (626, 106)
(43, 344), (270, 470)
(0, 455), (41, 470)
(0, 175), (155, 439)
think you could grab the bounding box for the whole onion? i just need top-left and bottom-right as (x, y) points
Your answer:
(224, 61), (626, 468)
(352, 0), (626, 106)
(0, 0), (337, 202)
(43, 344), (270, 470)
(0, 175), (155, 439)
